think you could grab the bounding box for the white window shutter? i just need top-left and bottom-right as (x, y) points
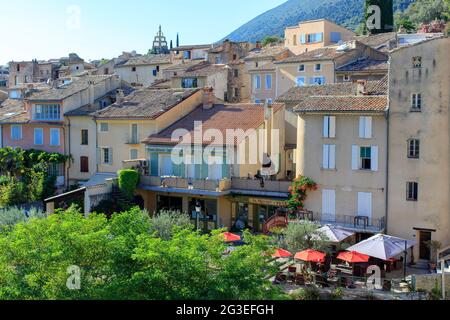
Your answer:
(359, 117), (365, 139)
(323, 145), (329, 169)
(329, 116), (336, 138)
(371, 146), (378, 171)
(322, 190), (336, 217)
(352, 145), (359, 170)
(329, 145), (336, 169)
(109, 148), (113, 165)
(365, 117), (372, 139)
(323, 116), (329, 137)
(357, 192), (372, 219)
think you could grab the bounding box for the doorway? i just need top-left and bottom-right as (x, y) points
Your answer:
(419, 231), (432, 260)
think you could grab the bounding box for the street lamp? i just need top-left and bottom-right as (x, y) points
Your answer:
(195, 201), (202, 230)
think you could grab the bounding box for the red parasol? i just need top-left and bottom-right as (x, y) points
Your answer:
(272, 248), (293, 259)
(294, 249), (326, 263)
(222, 232), (241, 243)
(337, 251), (370, 263)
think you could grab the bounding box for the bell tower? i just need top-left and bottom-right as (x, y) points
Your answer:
(151, 25), (169, 54)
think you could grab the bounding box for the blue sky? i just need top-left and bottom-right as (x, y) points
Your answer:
(0, 0), (286, 65)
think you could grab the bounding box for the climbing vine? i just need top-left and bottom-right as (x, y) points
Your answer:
(286, 176), (318, 211)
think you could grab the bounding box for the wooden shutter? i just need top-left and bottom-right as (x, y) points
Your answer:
(150, 153), (159, 176)
(323, 116), (329, 138)
(329, 145), (336, 170)
(108, 148), (113, 165)
(359, 117), (365, 138)
(322, 190), (336, 217)
(365, 117), (372, 139)
(357, 192), (372, 219)
(329, 116), (336, 138)
(323, 145), (329, 169)
(352, 145), (359, 170)
(371, 146), (379, 172)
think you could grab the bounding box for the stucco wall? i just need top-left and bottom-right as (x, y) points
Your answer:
(296, 113), (387, 222)
(387, 38), (450, 258)
(116, 64), (170, 87)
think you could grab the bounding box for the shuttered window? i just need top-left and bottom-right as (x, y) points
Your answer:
(80, 156), (89, 173)
(322, 190), (336, 219)
(81, 130), (88, 145)
(407, 182), (419, 201)
(357, 192), (372, 219)
(352, 146), (378, 171)
(323, 145), (336, 170)
(359, 116), (373, 139)
(323, 116), (336, 138)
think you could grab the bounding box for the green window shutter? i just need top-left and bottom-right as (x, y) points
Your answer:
(150, 153), (159, 176)
(173, 163), (185, 178)
(222, 154), (230, 178)
(109, 148), (113, 165)
(195, 164), (202, 180)
(201, 163), (209, 179)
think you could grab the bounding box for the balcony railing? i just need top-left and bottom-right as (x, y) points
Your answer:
(290, 212), (386, 233)
(140, 176), (231, 192)
(139, 176), (292, 194)
(231, 178), (291, 194)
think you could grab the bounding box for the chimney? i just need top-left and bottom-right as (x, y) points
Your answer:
(256, 41), (262, 49)
(202, 87), (215, 110)
(353, 80), (368, 96)
(116, 89), (125, 104)
(264, 99), (273, 120)
(88, 80), (95, 104)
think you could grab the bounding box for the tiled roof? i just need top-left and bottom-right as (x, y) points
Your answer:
(175, 62), (229, 78)
(0, 99), (28, 124)
(163, 60), (204, 73)
(144, 103), (284, 146)
(93, 88), (200, 119)
(248, 62), (277, 72)
(276, 47), (349, 64)
(355, 32), (397, 51)
(27, 75), (115, 101)
(294, 96), (388, 113)
(244, 46), (288, 61)
(336, 58), (388, 72)
(117, 54), (172, 67)
(277, 76), (388, 103)
(171, 44), (212, 51)
(65, 103), (102, 117)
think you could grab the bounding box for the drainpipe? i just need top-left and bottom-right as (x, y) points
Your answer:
(65, 119), (71, 187)
(385, 100), (390, 232)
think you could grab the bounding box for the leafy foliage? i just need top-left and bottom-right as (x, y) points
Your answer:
(283, 221), (330, 253)
(148, 210), (193, 240)
(0, 207), (285, 300)
(0, 207), (46, 229)
(262, 35), (282, 47)
(118, 169), (140, 200)
(286, 176), (318, 211)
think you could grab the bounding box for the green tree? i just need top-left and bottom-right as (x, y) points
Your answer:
(261, 35), (281, 47)
(118, 169), (140, 200)
(283, 221), (330, 253)
(395, 0), (449, 29)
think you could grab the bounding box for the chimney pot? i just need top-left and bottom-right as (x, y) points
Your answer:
(116, 89), (125, 104)
(353, 80), (368, 96)
(202, 87), (215, 110)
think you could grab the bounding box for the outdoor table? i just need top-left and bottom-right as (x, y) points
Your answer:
(354, 216), (369, 229)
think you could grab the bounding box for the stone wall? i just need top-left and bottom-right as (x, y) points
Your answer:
(413, 274), (450, 293)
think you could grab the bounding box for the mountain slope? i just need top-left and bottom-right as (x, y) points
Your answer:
(222, 0), (415, 42)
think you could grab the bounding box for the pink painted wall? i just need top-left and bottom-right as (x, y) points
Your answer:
(2, 124), (65, 154)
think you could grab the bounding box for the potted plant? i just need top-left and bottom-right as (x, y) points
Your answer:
(426, 240), (442, 271)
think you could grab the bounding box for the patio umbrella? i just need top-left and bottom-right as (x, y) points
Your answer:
(337, 251), (370, 264)
(272, 248), (293, 259)
(347, 234), (416, 261)
(295, 249), (326, 263)
(315, 225), (355, 243)
(222, 232), (241, 243)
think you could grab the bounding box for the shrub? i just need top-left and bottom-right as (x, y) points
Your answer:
(149, 210), (193, 240)
(0, 206), (46, 228)
(118, 169), (140, 200)
(291, 286), (321, 300)
(0, 177), (28, 208)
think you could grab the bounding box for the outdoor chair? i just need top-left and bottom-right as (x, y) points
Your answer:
(294, 274), (305, 286)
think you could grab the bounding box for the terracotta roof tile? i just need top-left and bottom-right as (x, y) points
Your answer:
(93, 88), (200, 119)
(294, 96), (388, 113)
(0, 99), (28, 124)
(244, 46), (288, 61)
(336, 58), (388, 72)
(117, 54), (172, 67)
(144, 103), (284, 146)
(276, 47), (350, 64)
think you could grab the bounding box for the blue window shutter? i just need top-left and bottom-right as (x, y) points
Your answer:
(201, 163), (209, 179)
(195, 164), (202, 179)
(173, 163), (185, 178)
(300, 34), (306, 44)
(150, 153), (159, 176)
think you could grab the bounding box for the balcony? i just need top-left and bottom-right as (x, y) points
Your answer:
(139, 176), (292, 196)
(290, 212), (386, 233)
(231, 178), (291, 195)
(140, 176), (231, 193)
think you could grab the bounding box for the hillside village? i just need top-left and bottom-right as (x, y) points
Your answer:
(0, 2), (450, 300)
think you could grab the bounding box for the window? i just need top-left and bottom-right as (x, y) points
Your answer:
(311, 76), (325, 85)
(296, 77), (305, 87)
(411, 93), (422, 111)
(34, 128), (44, 145)
(152, 69), (157, 77)
(159, 154), (173, 176)
(254, 75), (261, 89)
(293, 35), (297, 46)
(352, 145), (378, 171)
(265, 74), (272, 89)
(407, 182), (418, 201)
(315, 64), (322, 72)
(102, 148), (112, 165)
(130, 124), (138, 144)
(130, 149), (139, 160)
(360, 147), (373, 170)
(330, 32), (341, 43)
(80, 156), (89, 173)
(322, 190), (336, 218)
(182, 78), (198, 88)
(306, 33), (324, 43)
(300, 34), (306, 44)
(323, 144), (336, 170)
(50, 128), (60, 146)
(359, 116), (373, 139)
(234, 88), (239, 98)
(412, 56), (422, 68)
(215, 56), (222, 64)
(255, 61), (259, 68)
(183, 51), (191, 59)
(232, 54), (237, 60)
(132, 67), (136, 72)
(81, 130), (88, 145)
(343, 75), (351, 82)
(234, 69), (239, 78)
(33, 104), (61, 121)
(266, 98), (273, 104)
(100, 123), (109, 132)
(323, 116), (336, 138)
(255, 99), (261, 104)
(358, 192), (373, 218)
(298, 64), (305, 72)
(11, 125), (22, 140)
(408, 139), (420, 159)
(156, 66), (160, 72)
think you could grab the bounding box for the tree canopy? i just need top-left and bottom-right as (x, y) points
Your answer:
(0, 207), (285, 300)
